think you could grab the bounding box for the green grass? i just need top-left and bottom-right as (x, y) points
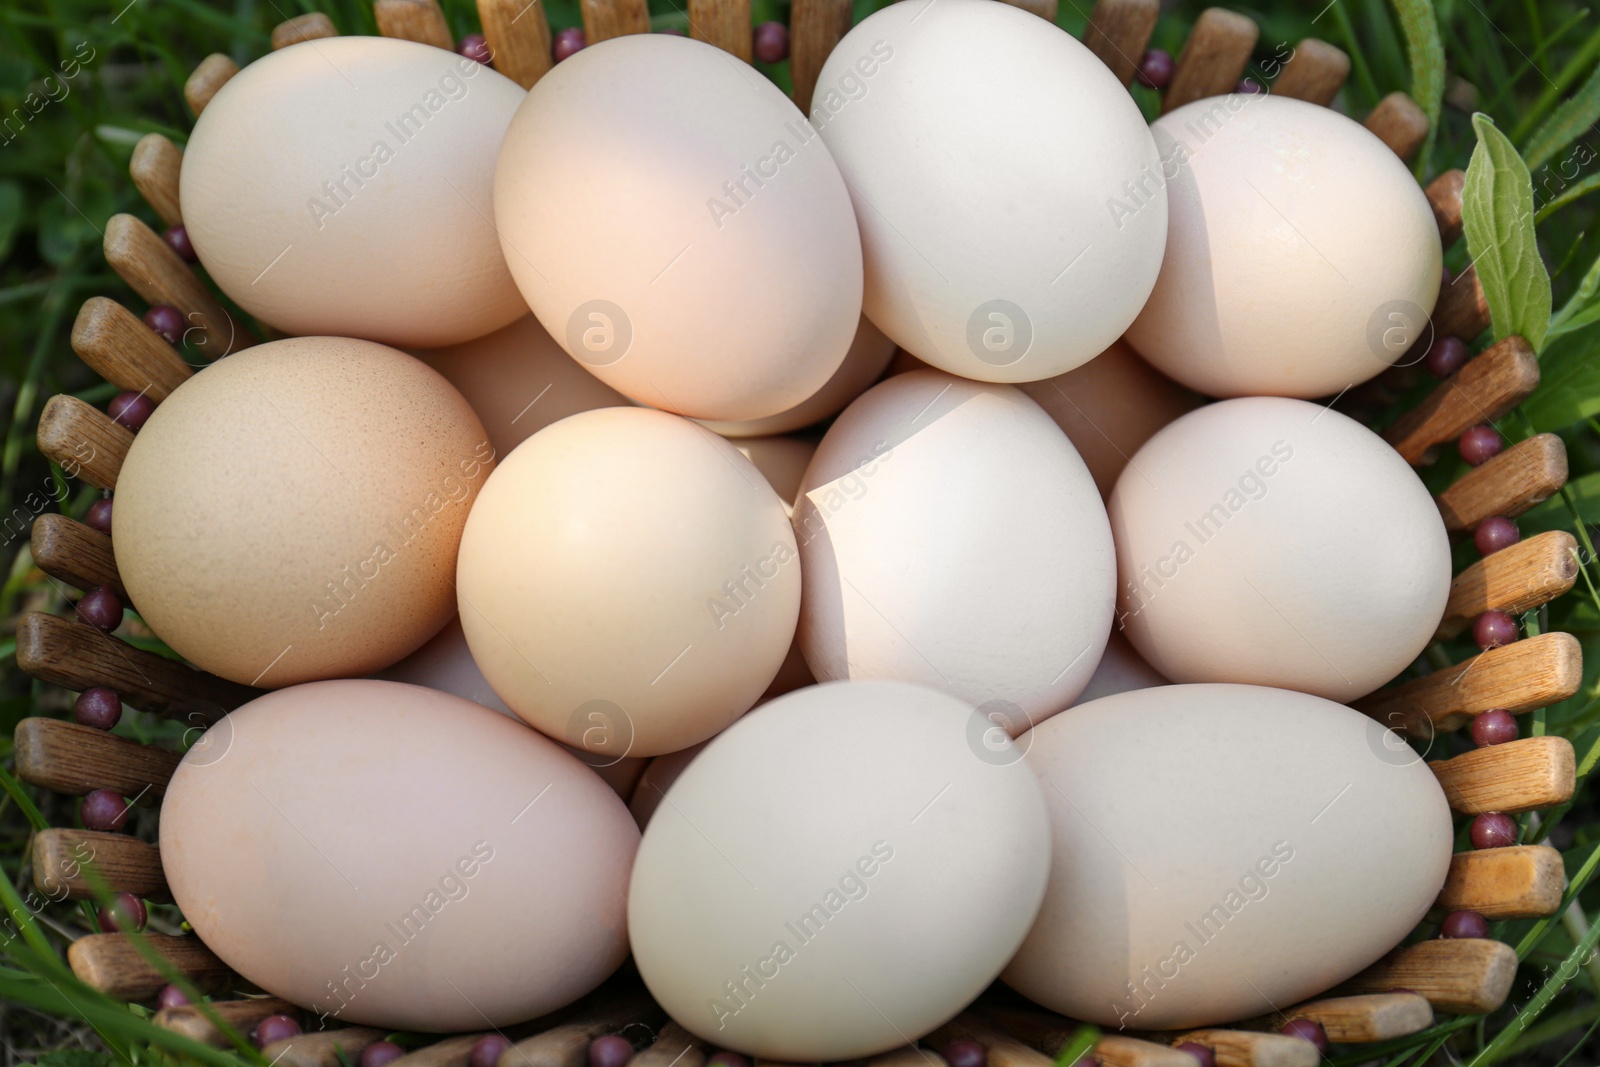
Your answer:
(4, 0), (1600, 1064)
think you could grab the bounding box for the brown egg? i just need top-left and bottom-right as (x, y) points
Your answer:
(114, 337), (491, 687)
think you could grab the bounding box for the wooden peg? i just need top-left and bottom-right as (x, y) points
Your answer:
(1431, 735), (1576, 815)
(388, 1035), (488, 1067)
(790, 0), (853, 114)
(580, 0), (651, 44)
(690, 0), (753, 60)
(72, 297), (193, 402)
(866, 1049), (946, 1067)
(104, 214), (255, 358)
(33, 829), (166, 900)
(1092, 1036), (1197, 1067)
(31, 514), (124, 597)
(156, 997), (300, 1045)
(1282, 993), (1433, 1043)
(37, 395), (132, 491)
(500, 989), (665, 1067)
(1434, 266), (1492, 342)
(1383, 336), (1539, 465)
(1341, 938), (1516, 1014)
(980, 1006), (1192, 1067)
(185, 54), (239, 116)
(630, 1024), (708, 1067)
(263, 1028), (391, 1067)
(477, 0), (553, 88)
(1270, 39), (1349, 106)
(1437, 433), (1568, 534)
(68, 932), (237, 1000)
(998, 0), (1058, 20)
(129, 134), (184, 228)
(1168, 1031), (1316, 1067)
(15, 611), (265, 722)
(1082, 0), (1159, 86)
(272, 13), (339, 49)
(1364, 92), (1429, 162)
(927, 1015), (1052, 1067)
(1162, 8), (1257, 114)
(1436, 530), (1580, 638)
(14, 717), (180, 798)
(1437, 844), (1566, 919)
(375, 0), (454, 48)
(1355, 631), (1582, 736)
(1426, 169), (1465, 248)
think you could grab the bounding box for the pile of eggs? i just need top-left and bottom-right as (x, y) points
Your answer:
(92, 0), (1470, 1055)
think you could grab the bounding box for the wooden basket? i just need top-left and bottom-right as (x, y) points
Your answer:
(13, 1), (1583, 1065)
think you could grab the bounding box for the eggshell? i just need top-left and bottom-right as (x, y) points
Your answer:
(1125, 94), (1442, 398)
(1070, 630), (1167, 707)
(180, 38), (528, 348)
(160, 679), (638, 1031)
(1109, 397), (1450, 702)
(457, 407), (799, 757)
(796, 370), (1114, 729)
(813, 0), (1164, 383)
(114, 337), (491, 687)
(417, 315), (631, 459)
(1004, 683), (1453, 1029)
(629, 680), (1051, 1060)
(701, 317), (896, 437)
(494, 35), (862, 422)
(628, 740), (708, 831)
(1019, 340), (1202, 498)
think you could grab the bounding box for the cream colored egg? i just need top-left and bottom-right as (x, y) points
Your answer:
(160, 680), (638, 1031)
(417, 315), (631, 458)
(180, 38), (528, 348)
(114, 337), (492, 687)
(1070, 631), (1167, 707)
(1019, 339), (1202, 498)
(629, 681), (1051, 1060)
(1125, 94), (1442, 398)
(494, 35), (861, 422)
(1109, 397), (1450, 702)
(701, 317), (896, 437)
(813, 0), (1164, 383)
(457, 407), (799, 757)
(796, 370), (1113, 730)
(1005, 683), (1452, 1029)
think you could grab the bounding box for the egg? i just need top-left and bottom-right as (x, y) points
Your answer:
(1070, 630), (1168, 707)
(417, 315), (631, 459)
(813, 0), (1164, 383)
(1109, 397), (1450, 702)
(114, 337), (491, 687)
(160, 680), (638, 1031)
(180, 38), (528, 348)
(457, 407), (799, 757)
(1004, 683), (1453, 1030)
(796, 370), (1113, 730)
(1018, 340), (1202, 498)
(629, 681), (1050, 1060)
(733, 434), (817, 513)
(701, 317), (897, 437)
(1125, 94), (1442, 398)
(628, 740), (708, 831)
(494, 35), (862, 422)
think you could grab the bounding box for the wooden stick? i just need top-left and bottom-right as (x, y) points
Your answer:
(580, 0), (651, 44)
(630, 1024), (707, 1067)
(1282, 993), (1433, 1043)
(33, 828), (167, 900)
(14, 717), (179, 798)
(1364, 92), (1429, 162)
(1082, 0), (1160, 86)
(979, 1006), (1192, 1067)
(1430, 736), (1576, 815)
(500, 990), (664, 1067)
(1092, 1036), (1197, 1067)
(68, 932), (237, 1000)
(790, 0), (853, 115)
(1162, 8), (1258, 114)
(72, 296), (193, 402)
(690, 0), (752, 60)
(1383, 336), (1539, 465)
(31, 514), (124, 597)
(271, 12), (339, 49)
(1434, 266), (1492, 342)
(129, 134), (183, 228)
(15, 611), (265, 722)
(927, 1013), (1052, 1067)
(1270, 39), (1349, 106)
(185, 54), (239, 116)
(997, 0), (1057, 21)
(1341, 938), (1516, 1014)
(1436, 530), (1580, 638)
(104, 214), (255, 358)
(1355, 631), (1583, 736)
(477, 0), (553, 89)
(1437, 844), (1566, 919)
(1437, 433), (1568, 533)
(866, 1049), (946, 1067)
(156, 997), (299, 1046)
(37, 395), (132, 491)
(375, 0), (454, 48)
(263, 1028), (391, 1067)
(389, 1035), (487, 1067)
(1426, 169), (1466, 248)
(1167, 1031), (1316, 1067)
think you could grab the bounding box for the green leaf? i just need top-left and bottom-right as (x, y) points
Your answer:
(1524, 59), (1600, 173)
(1537, 170), (1600, 222)
(1462, 113), (1553, 352)
(0, 181), (20, 263)
(1548, 245), (1600, 340)
(1391, 0), (1445, 176)
(35, 1050), (125, 1067)
(1522, 322), (1600, 430)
